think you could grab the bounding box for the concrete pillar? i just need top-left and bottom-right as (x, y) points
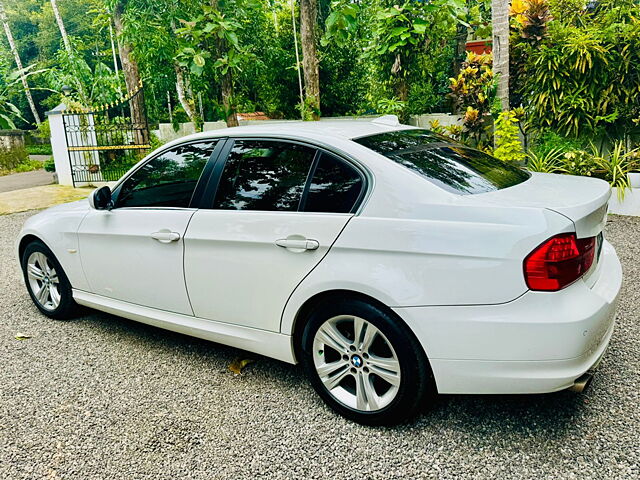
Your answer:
(46, 103), (73, 186)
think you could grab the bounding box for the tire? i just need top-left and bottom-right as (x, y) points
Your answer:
(21, 240), (78, 320)
(300, 297), (435, 426)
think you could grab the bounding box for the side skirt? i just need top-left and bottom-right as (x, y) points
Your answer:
(73, 290), (297, 364)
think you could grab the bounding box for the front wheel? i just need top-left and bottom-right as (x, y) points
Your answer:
(21, 240), (78, 319)
(300, 297), (435, 426)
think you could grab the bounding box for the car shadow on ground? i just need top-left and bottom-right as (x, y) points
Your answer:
(418, 390), (588, 438)
(70, 306), (589, 439)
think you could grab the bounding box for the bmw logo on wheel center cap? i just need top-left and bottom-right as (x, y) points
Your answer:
(351, 355), (363, 368)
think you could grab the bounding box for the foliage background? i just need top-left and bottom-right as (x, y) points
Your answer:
(0, 0), (473, 127)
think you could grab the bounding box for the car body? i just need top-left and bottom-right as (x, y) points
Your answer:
(16, 117), (622, 424)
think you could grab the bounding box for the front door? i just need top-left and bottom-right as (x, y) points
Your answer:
(184, 139), (366, 331)
(77, 140), (219, 315)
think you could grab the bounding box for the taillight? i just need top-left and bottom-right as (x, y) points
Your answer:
(524, 233), (596, 291)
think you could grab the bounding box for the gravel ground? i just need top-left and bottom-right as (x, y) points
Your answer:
(0, 211), (638, 480)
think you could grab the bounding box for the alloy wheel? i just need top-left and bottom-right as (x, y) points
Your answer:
(312, 315), (401, 412)
(26, 251), (61, 311)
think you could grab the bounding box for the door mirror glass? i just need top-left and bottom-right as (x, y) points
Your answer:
(89, 186), (112, 210)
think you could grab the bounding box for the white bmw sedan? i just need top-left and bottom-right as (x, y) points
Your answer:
(17, 117), (622, 425)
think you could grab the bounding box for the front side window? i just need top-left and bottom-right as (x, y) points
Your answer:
(355, 129), (530, 195)
(116, 141), (218, 208)
(214, 140), (316, 211)
(302, 152), (363, 213)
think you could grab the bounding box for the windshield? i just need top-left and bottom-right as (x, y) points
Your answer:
(354, 129), (530, 195)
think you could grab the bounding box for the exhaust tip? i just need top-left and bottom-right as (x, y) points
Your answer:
(569, 372), (594, 393)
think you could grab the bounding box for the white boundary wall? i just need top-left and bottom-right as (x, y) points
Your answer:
(609, 188), (640, 216)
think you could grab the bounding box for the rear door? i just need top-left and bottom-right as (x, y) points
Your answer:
(184, 139), (366, 332)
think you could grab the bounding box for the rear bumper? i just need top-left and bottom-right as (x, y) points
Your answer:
(394, 240), (622, 394)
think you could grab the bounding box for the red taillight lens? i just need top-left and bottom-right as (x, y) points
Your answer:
(524, 233), (596, 291)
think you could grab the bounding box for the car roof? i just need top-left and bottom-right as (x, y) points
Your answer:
(162, 116), (418, 147)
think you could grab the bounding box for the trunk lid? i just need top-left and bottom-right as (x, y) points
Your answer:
(471, 172), (610, 238)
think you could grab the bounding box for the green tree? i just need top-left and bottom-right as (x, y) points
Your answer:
(365, 0), (465, 121)
(0, 0), (40, 124)
(177, 1), (254, 127)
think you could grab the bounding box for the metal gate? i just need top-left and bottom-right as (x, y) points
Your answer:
(62, 85), (150, 187)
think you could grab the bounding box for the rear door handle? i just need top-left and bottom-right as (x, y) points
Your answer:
(275, 238), (320, 251)
(151, 230), (181, 243)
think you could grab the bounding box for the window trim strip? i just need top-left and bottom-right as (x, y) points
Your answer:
(198, 136), (369, 214)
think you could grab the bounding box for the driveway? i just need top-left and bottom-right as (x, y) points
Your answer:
(0, 169), (53, 194)
(0, 211), (638, 479)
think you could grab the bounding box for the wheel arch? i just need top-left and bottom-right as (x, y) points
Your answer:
(289, 289), (426, 364)
(18, 234), (49, 262)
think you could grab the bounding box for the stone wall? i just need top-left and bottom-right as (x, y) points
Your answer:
(0, 130), (25, 152)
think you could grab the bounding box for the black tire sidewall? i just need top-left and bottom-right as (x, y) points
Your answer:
(21, 240), (76, 319)
(300, 297), (432, 426)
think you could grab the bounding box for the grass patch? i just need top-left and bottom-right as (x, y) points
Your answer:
(0, 185), (92, 215)
(0, 160), (43, 177)
(26, 144), (53, 155)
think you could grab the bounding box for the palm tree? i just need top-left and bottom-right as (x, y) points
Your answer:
(50, 0), (89, 102)
(113, 0), (149, 137)
(50, 0), (71, 53)
(0, 1), (41, 125)
(492, 0), (510, 110)
(300, 0), (320, 120)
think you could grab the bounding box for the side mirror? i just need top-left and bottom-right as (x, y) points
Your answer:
(89, 186), (113, 210)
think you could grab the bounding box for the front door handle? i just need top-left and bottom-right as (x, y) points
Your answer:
(275, 238), (320, 251)
(151, 230), (181, 243)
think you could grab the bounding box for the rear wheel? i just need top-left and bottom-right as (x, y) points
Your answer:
(300, 297), (435, 426)
(21, 240), (78, 319)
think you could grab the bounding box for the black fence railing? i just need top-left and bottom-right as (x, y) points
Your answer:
(62, 87), (150, 186)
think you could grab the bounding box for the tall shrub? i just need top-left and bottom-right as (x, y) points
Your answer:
(448, 51), (495, 148)
(511, 0), (640, 141)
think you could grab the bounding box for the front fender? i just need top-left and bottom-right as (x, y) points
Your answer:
(16, 200), (91, 291)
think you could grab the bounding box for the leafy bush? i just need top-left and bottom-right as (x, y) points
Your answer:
(13, 160), (43, 173)
(526, 147), (565, 173)
(0, 146), (29, 171)
(448, 52), (495, 148)
(34, 119), (51, 140)
(149, 131), (166, 151)
(561, 150), (596, 177)
(26, 144), (53, 155)
(511, 0), (640, 141)
(527, 140), (639, 199)
(0, 145), (43, 176)
(429, 119), (463, 142)
(591, 141), (639, 200)
(531, 130), (587, 158)
(493, 111), (525, 164)
(44, 157), (56, 172)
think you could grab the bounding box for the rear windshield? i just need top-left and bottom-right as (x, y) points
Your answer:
(354, 129), (530, 195)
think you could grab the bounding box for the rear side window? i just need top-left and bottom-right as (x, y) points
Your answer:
(303, 152), (363, 213)
(355, 130), (530, 195)
(214, 140), (316, 211)
(355, 129), (450, 154)
(116, 140), (218, 208)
